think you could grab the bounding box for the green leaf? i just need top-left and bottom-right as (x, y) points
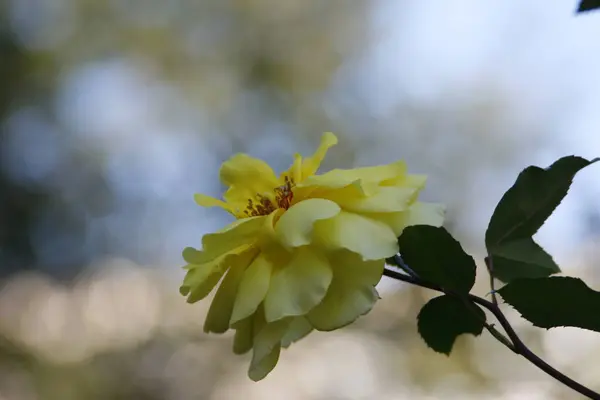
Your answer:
(398, 225), (476, 294)
(486, 156), (596, 244)
(485, 156), (598, 282)
(488, 238), (558, 282)
(498, 277), (600, 332)
(417, 295), (486, 355)
(577, 0), (600, 13)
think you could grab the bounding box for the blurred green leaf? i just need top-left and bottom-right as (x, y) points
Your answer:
(417, 295), (486, 355)
(499, 277), (600, 332)
(485, 156), (598, 282)
(577, 0), (600, 13)
(398, 225), (476, 294)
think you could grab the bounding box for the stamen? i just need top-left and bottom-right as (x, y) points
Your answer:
(243, 176), (295, 217)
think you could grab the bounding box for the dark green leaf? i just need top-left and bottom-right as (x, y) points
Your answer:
(417, 295), (486, 355)
(577, 0), (600, 13)
(488, 238), (559, 282)
(486, 156), (596, 244)
(485, 156), (598, 282)
(498, 277), (600, 332)
(398, 225), (476, 294)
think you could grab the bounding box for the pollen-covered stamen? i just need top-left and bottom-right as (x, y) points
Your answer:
(243, 176), (295, 217)
(275, 176), (294, 210)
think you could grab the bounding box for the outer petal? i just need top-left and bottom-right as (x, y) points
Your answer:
(380, 173), (427, 189)
(249, 344), (281, 382)
(365, 202), (446, 236)
(180, 260), (225, 303)
(274, 198), (340, 248)
(297, 160), (407, 192)
(248, 313), (291, 381)
(263, 247), (332, 322)
(182, 247), (207, 265)
(299, 132), (338, 180)
(220, 154), (281, 211)
(194, 193), (234, 214)
(230, 252), (273, 324)
(312, 211), (399, 260)
(326, 186), (419, 213)
(281, 317), (313, 348)
(404, 202), (446, 228)
(203, 249), (258, 333)
(308, 251), (384, 331)
(180, 245), (252, 302)
(201, 216), (264, 259)
(233, 316), (253, 355)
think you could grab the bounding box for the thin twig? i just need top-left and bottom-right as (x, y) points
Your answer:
(485, 255), (499, 306)
(382, 268), (600, 400)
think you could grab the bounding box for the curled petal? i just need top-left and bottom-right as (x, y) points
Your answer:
(264, 247), (332, 322)
(299, 132), (338, 180)
(313, 211), (398, 260)
(275, 198), (340, 248)
(308, 251), (384, 331)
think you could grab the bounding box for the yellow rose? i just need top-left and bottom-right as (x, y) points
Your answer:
(180, 132), (444, 380)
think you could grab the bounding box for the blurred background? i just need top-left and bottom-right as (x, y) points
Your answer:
(1, 0), (600, 398)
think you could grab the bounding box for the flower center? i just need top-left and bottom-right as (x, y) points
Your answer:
(243, 176), (295, 217)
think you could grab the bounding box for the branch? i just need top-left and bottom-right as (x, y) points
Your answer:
(484, 255), (499, 306)
(382, 268), (600, 400)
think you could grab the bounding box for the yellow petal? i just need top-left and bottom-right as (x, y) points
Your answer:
(281, 317), (313, 348)
(365, 201), (446, 236)
(233, 316), (253, 355)
(180, 247), (248, 302)
(181, 264), (225, 303)
(326, 186), (420, 213)
(281, 153), (303, 184)
(230, 252), (273, 324)
(203, 249), (258, 333)
(274, 198), (340, 248)
(299, 132), (338, 180)
(201, 216), (264, 259)
(263, 247), (332, 322)
(220, 154), (280, 209)
(297, 160), (407, 192)
(405, 202), (446, 228)
(312, 211), (398, 260)
(308, 251), (384, 331)
(182, 247), (206, 264)
(249, 343), (281, 382)
(380, 173), (427, 189)
(194, 193), (233, 214)
(249, 313), (291, 381)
